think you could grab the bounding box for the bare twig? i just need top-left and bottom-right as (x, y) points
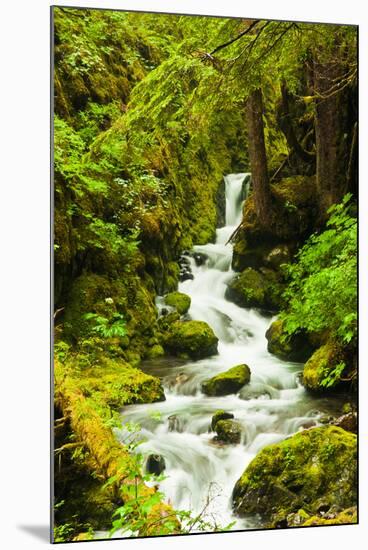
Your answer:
(208, 20), (261, 56)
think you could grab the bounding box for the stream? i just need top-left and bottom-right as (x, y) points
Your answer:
(116, 173), (345, 532)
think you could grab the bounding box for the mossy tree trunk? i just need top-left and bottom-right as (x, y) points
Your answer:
(277, 81), (315, 166)
(314, 49), (352, 217)
(245, 88), (273, 227)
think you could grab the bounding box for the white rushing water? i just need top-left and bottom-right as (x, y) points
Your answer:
(116, 173), (342, 532)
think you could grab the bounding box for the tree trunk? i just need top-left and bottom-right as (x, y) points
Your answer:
(246, 88), (273, 227)
(277, 81), (315, 164)
(314, 55), (351, 216)
(346, 121), (358, 196)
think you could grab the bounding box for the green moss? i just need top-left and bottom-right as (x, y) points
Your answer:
(54, 357), (173, 539)
(303, 341), (347, 392)
(211, 410), (234, 431)
(303, 507), (357, 526)
(284, 506), (357, 527)
(266, 319), (313, 361)
(163, 320), (218, 359)
(157, 311), (181, 332)
(225, 268), (284, 311)
(63, 273), (114, 340)
(215, 419), (243, 444)
(164, 262), (181, 293)
(202, 364), (251, 396)
(232, 241), (270, 272)
(164, 291), (191, 315)
(67, 356), (165, 409)
(63, 272), (161, 361)
(146, 344), (165, 359)
(235, 175), (317, 247)
(232, 426), (357, 520)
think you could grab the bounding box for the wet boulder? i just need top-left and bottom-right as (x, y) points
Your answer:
(232, 426), (357, 521)
(333, 412), (357, 434)
(215, 419), (243, 444)
(168, 414), (183, 432)
(146, 454), (166, 476)
(178, 255), (194, 282)
(192, 252), (207, 266)
(225, 267), (284, 311)
(302, 341), (349, 392)
(179, 270), (194, 282)
(211, 410), (234, 431)
(164, 291), (191, 315)
(202, 364), (251, 396)
(157, 310), (180, 332)
(163, 320), (218, 359)
(265, 319), (313, 362)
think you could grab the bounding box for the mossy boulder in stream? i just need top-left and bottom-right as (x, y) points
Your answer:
(302, 341), (348, 392)
(215, 419), (243, 444)
(164, 291), (191, 315)
(225, 268), (284, 311)
(163, 320), (218, 359)
(232, 426), (357, 521)
(266, 319), (312, 362)
(211, 410), (235, 431)
(202, 364), (251, 396)
(232, 242), (292, 272)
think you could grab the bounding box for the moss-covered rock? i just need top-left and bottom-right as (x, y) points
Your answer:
(333, 412), (357, 434)
(73, 356), (166, 407)
(215, 419), (243, 444)
(146, 344), (165, 359)
(163, 320), (218, 359)
(302, 341), (348, 392)
(279, 506), (357, 527)
(202, 364), (251, 396)
(225, 268), (284, 311)
(231, 241), (269, 271)
(266, 319), (313, 362)
(232, 242), (292, 273)
(211, 410), (234, 431)
(234, 176), (317, 249)
(164, 291), (191, 315)
(232, 426), (357, 520)
(302, 506), (357, 526)
(157, 310), (181, 333)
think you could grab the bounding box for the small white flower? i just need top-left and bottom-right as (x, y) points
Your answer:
(105, 297), (114, 305)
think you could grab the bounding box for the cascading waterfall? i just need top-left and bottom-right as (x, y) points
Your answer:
(116, 173), (343, 531)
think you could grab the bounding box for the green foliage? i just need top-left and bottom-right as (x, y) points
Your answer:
(76, 101), (122, 146)
(320, 362), (346, 389)
(53, 522), (75, 543)
(83, 312), (126, 339)
(282, 195), (357, 344)
(54, 340), (71, 363)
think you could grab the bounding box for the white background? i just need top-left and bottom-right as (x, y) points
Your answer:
(0, 0), (366, 548)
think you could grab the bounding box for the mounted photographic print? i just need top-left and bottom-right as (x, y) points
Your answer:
(52, 4), (358, 543)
